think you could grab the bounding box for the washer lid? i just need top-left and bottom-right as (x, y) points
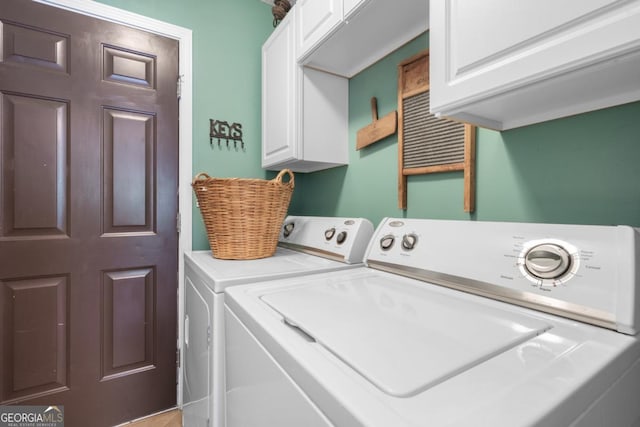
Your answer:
(261, 274), (553, 397)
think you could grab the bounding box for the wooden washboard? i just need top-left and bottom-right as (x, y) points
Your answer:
(398, 50), (476, 212)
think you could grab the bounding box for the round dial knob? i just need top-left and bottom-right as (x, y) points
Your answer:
(324, 228), (336, 240)
(380, 235), (395, 251)
(336, 231), (347, 244)
(402, 234), (417, 250)
(283, 222), (295, 238)
(524, 243), (572, 279)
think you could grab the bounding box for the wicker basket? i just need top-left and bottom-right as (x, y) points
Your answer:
(192, 169), (294, 260)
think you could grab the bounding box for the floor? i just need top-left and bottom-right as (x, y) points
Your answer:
(116, 409), (182, 427)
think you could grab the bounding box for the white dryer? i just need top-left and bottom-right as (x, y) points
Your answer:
(182, 216), (374, 427)
(225, 218), (640, 427)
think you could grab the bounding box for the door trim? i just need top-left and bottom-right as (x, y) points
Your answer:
(33, 0), (192, 407)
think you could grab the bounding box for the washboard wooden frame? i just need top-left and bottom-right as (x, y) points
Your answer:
(398, 50), (476, 212)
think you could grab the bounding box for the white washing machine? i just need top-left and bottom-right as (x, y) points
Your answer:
(225, 218), (640, 427)
(181, 216), (374, 427)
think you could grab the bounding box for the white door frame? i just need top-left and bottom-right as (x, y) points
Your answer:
(35, 0), (192, 407)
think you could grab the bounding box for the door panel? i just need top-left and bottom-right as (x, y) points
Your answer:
(1, 93), (69, 238)
(102, 108), (155, 234)
(1, 20), (69, 73)
(1, 275), (68, 402)
(0, 1), (179, 425)
(102, 268), (155, 378)
(102, 45), (156, 88)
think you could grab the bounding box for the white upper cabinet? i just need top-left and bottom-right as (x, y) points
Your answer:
(430, 0), (640, 130)
(262, 10), (298, 168)
(299, 0), (427, 77)
(262, 0), (427, 172)
(296, 0), (342, 57)
(262, 9), (349, 173)
(343, 0), (368, 18)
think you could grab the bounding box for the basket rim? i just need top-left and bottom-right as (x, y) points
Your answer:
(192, 169), (294, 187)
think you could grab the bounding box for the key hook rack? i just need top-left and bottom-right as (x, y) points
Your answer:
(210, 119), (244, 150)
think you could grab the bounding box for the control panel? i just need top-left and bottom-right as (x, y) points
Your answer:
(279, 216), (374, 264)
(365, 218), (640, 334)
(517, 239), (580, 287)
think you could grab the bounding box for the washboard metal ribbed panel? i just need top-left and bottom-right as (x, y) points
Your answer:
(402, 91), (465, 169)
(397, 49), (476, 212)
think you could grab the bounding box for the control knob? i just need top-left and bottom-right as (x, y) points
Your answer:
(283, 222), (295, 238)
(336, 231), (347, 244)
(380, 235), (394, 251)
(524, 243), (572, 280)
(324, 227), (336, 240)
(402, 234), (417, 250)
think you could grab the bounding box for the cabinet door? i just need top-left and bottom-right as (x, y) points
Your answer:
(296, 0), (343, 60)
(262, 12), (299, 169)
(430, 0), (640, 127)
(343, 0), (368, 19)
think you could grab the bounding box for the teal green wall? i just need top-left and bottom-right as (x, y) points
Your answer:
(290, 33), (640, 229)
(95, 0), (274, 250)
(90, 4), (640, 248)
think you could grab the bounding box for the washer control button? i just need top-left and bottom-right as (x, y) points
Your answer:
(525, 243), (571, 279)
(380, 235), (395, 251)
(402, 234), (418, 250)
(336, 231), (347, 244)
(283, 222), (295, 238)
(324, 228), (336, 240)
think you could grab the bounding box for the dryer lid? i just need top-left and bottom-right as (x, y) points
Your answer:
(186, 249), (350, 292)
(261, 274), (553, 397)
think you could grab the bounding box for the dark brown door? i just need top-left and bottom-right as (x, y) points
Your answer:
(0, 1), (179, 425)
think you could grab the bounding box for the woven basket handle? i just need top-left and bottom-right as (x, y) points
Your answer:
(274, 169), (294, 188)
(192, 173), (211, 185)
